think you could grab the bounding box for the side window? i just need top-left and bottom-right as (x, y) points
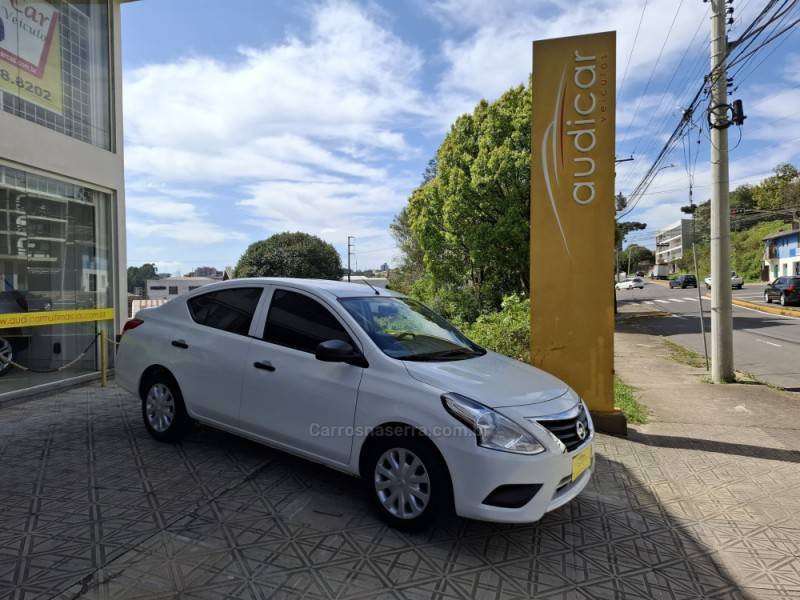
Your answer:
(264, 289), (351, 353)
(187, 287), (263, 336)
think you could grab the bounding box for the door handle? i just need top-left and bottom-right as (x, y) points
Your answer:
(171, 339), (189, 349)
(254, 360), (276, 372)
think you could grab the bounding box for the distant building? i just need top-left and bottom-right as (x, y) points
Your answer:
(146, 276), (216, 300)
(764, 228), (800, 280)
(654, 220), (694, 274)
(186, 266), (223, 279)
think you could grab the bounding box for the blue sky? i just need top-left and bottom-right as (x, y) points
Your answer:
(120, 0), (800, 275)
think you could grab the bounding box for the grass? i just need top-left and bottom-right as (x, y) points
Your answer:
(663, 339), (708, 369)
(613, 376), (648, 424)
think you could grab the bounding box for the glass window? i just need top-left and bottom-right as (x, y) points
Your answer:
(0, 164), (114, 388)
(168, 286), (178, 295)
(149, 285), (165, 290)
(0, 1), (112, 149)
(339, 296), (484, 361)
(263, 289), (351, 353)
(187, 287), (262, 336)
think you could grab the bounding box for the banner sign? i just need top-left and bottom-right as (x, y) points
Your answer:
(0, 0), (63, 114)
(530, 32), (616, 415)
(0, 307), (114, 329)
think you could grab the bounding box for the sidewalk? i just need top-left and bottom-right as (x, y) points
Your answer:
(614, 327), (800, 598)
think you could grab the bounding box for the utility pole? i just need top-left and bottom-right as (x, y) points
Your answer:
(347, 236), (354, 282)
(709, 0), (734, 383)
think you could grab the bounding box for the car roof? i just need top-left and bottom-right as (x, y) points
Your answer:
(186, 277), (406, 300)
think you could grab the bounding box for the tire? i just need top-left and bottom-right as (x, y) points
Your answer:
(363, 432), (452, 531)
(780, 293), (787, 307)
(0, 337), (13, 377)
(141, 371), (191, 442)
(765, 292), (772, 304)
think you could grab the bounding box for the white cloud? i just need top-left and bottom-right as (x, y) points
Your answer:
(127, 195), (247, 244)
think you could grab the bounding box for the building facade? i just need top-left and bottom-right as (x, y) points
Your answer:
(655, 219), (694, 274)
(764, 228), (800, 280)
(0, 0), (129, 397)
(146, 276), (216, 300)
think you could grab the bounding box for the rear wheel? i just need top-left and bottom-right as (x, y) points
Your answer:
(780, 293), (787, 307)
(141, 373), (190, 442)
(364, 434), (452, 531)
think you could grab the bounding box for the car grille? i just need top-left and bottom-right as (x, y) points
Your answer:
(537, 405), (591, 452)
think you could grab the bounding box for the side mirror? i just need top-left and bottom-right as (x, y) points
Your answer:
(315, 339), (368, 368)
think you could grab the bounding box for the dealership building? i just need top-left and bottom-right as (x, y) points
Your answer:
(0, 0), (129, 398)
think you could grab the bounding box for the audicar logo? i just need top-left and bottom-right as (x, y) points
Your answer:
(568, 51), (598, 206)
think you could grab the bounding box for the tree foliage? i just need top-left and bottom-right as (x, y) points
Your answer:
(397, 83), (531, 320)
(752, 163), (799, 211)
(127, 263), (158, 293)
(235, 232), (342, 280)
(616, 244), (654, 274)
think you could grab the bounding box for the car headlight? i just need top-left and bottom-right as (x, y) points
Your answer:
(441, 392), (545, 455)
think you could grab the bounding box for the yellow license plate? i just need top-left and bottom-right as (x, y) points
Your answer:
(571, 445), (593, 481)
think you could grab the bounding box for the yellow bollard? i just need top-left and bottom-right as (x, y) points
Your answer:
(100, 327), (107, 387)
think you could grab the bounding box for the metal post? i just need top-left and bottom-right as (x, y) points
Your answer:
(100, 327), (107, 387)
(347, 236), (353, 282)
(689, 185), (709, 370)
(710, 0), (734, 382)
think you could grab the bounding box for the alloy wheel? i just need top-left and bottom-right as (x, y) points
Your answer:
(374, 448), (431, 519)
(145, 383), (175, 433)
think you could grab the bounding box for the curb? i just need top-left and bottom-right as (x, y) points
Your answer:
(732, 298), (800, 318)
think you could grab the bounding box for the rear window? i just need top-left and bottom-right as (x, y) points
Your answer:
(187, 287), (263, 336)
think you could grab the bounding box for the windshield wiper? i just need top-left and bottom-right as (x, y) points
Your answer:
(401, 348), (483, 361)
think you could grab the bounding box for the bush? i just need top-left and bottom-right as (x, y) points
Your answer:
(459, 295), (530, 362)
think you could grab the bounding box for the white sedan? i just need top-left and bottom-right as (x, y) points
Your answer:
(615, 277), (644, 290)
(116, 278), (594, 529)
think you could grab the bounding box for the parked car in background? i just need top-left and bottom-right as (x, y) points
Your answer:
(116, 278), (595, 529)
(669, 275), (697, 289)
(764, 276), (800, 306)
(704, 271), (744, 290)
(615, 277), (644, 290)
(0, 291), (52, 376)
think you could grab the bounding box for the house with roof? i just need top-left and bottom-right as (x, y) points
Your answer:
(764, 227), (800, 280)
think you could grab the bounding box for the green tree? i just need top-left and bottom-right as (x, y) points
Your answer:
(235, 232), (342, 280)
(127, 263), (158, 293)
(399, 83), (531, 319)
(617, 244), (654, 274)
(753, 163), (799, 210)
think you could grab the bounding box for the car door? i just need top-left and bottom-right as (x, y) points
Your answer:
(238, 287), (365, 464)
(769, 278), (783, 300)
(167, 286), (265, 428)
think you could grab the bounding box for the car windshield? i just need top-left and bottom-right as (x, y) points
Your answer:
(339, 296), (485, 361)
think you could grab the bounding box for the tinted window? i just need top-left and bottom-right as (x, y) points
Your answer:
(150, 285), (166, 290)
(188, 287), (263, 336)
(264, 290), (351, 353)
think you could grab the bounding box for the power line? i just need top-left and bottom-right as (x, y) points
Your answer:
(618, 0), (649, 100)
(624, 0), (685, 139)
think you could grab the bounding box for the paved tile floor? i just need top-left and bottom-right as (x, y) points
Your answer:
(1, 384), (798, 599)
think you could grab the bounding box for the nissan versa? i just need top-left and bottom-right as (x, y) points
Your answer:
(116, 279), (594, 529)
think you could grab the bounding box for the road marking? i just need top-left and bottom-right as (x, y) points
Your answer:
(655, 300), (670, 304)
(643, 301), (655, 305)
(683, 297), (699, 301)
(668, 299), (684, 303)
(756, 338), (782, 348)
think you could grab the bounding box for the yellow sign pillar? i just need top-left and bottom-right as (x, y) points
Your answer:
(530, 32), (625, 433)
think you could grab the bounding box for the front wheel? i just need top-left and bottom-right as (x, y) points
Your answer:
(765, 292), (772, 304)
(141, 373), (191, 442)
(365, 434), (452, 530)
(0, 338), (13, 377)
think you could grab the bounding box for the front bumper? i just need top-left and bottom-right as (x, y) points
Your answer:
(447, 436), (594, 523)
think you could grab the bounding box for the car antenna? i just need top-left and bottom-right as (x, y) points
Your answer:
(360, 279), (381, 295)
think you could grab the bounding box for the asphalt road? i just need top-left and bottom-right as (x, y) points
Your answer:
(616, 281), (800, 391)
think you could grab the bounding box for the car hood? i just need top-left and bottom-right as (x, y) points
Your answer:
(402, 350), (571, 407)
